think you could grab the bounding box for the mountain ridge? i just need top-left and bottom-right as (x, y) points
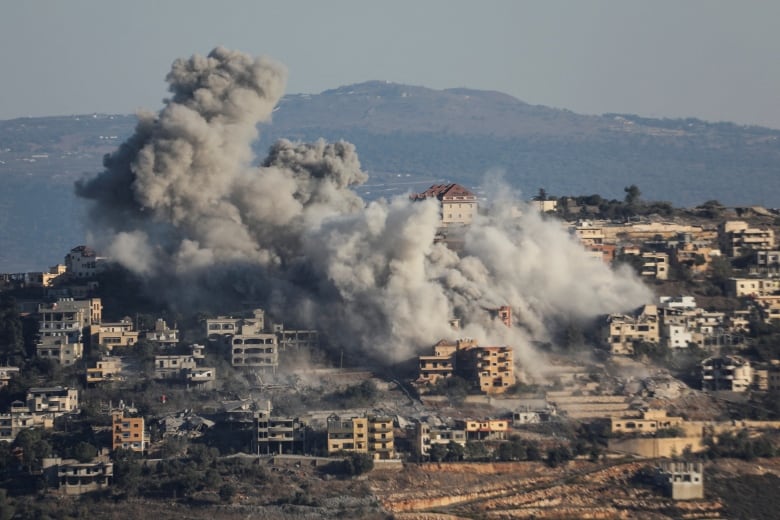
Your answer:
(1, 81), (779, 271)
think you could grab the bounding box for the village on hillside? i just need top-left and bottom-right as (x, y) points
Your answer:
(2, 184), (780, 518)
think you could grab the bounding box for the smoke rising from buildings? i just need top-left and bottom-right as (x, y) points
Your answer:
(76, 47), (651, 371)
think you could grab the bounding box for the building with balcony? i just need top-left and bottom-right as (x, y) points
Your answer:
(327, 415), (368, 455)
(112, 412), (147, 453)
(719, 221), (775, 257)
(641, 252), (669, 280)
(456, 345), (516, 394)
(0, 366), (20, 388)
(606, 304), (660, 355)
(255, 402), (304, 455)
(43, 457), (113, 496)
(0, 413), (53, 442)
(90, 317), (138, 350)
(701, 355), (752, 392)
(144, 319), (179, 348)
(231, 326), (278, 371)
(154, 355), (197, 379)
(26, 387), (79, 414)
(367, 415), (395, 460)
(415, 421), (466, 458)
(36, 336), (84, 365)
(37, 298), (102, 362)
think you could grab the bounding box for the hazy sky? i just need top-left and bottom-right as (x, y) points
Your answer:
(2, 1), (779, 128)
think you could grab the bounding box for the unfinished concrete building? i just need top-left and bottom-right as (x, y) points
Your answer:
(656, 461), (704, 500)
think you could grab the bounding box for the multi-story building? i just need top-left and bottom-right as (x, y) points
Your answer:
(64, 246), (106, 279)
(231, 320), (278, 371)
(255, 402), (304, 455)
(90, 317), (138, 350)
(144, 319), (179, 348)
(727, 277), (780, 298)
(719, 221), (775, 257)
(410, 183), (478, 227)
(36, 336), (84, 365)
(206, 309), (265, 343)
(456, 345), (516, 394)
(606, 304), (660, 355)
(154, 355), (197, 379)
(43, 458), (114, 496)
(27, 387), (79, 414)
(327, 415), (368, 455)
(417, 339), (463, 384)
(701, 355), (752, 392)
(753, 250), (780, 275)
(112, 412), (147, 453)
(326, 415), (394, 459)
(0, 413), (53, 442)
(641, 252), (669, 280)
(415, 421), (466, 459)
(37, 298), (102, 363)
(367, 415), (395, 460)
(86, 357), (123, 385)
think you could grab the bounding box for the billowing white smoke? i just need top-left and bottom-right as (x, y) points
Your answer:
(77, 47), (651, 368)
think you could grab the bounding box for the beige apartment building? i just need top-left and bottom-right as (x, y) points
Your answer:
(610, 409), (684, 435)
(607, 304), (660, 355)
(727, 277), (780, 298)
(457, 345), (516, 394)
(719, 220), (775, 257)
(411, 183), (478, 227)
(27, 386), (79, 414)
(327, 415), (368, 455)
(90, 317), (138, 350)
(415, 421), (467, 458)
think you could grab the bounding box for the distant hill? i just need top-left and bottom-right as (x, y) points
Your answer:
(2, 82), (780, 271)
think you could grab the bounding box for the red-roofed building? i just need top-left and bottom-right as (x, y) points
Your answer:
(411, 183), (477, 227)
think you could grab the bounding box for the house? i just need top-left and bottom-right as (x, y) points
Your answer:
(90, 317), (138, 350)
(26, 387), (79, 414)
(415, 421), (466, 458)
(144, 319), (179, 348)
(43, 457), (113, 496)
(154, 355), (197, 379)
(610, 409), (683, 435)
(0, 413), (53, 442)
(410, 183), (478, 227)
(727, 277), (780, 298)
(36, 336), (84, 365)
(367, 415), (395, 460)
(86, 357), (123, 385)
(458, 418), (509, 441)
(255, 401), (305, 455)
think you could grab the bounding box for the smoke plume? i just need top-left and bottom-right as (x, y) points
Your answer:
(76, 47), (651, 370)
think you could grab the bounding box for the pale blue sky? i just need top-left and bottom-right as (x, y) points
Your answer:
(2, 1), (779, 127)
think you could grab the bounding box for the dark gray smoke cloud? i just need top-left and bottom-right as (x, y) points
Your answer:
(77, 47), (651, 370)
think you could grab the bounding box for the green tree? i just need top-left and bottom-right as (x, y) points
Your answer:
(0, 295), (24, 364)
(444, 441), (465, 462)
(428, 443), (448, 462)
